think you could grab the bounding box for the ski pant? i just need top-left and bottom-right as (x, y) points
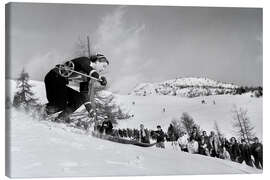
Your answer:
(44, 69), (91, 118)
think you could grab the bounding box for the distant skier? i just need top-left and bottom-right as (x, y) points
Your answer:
(43, 54), (109, 122)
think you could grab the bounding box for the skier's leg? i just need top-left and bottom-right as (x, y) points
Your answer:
(56, 87), (84, 121)
(44, 69), (68, 115)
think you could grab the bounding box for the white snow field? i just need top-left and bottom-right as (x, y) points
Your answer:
(6, 79), (262, 177)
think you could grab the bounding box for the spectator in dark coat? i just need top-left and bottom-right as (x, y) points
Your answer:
(199, 131), (210, 156)
(190, 126), (201, 143)
(139, 124), (150, 144)
(239, 139), (253, 167)
(101, 118), (113, 135)
(155, 125), (165, 148)
(229, 137), (241, 162)
(250, 137), (263, 169)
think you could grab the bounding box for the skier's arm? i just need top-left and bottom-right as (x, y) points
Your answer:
(88, 70), (107, 86)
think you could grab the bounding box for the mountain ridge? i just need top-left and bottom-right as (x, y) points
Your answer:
(130, 77), (240, 97)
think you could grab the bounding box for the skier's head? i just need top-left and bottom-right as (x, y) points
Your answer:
(90, 54), (109, 73)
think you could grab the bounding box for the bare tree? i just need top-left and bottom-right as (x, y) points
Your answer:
(214, 121), (223, 138)
(232, 105), (256, 144)
(73, 36), (89, 57)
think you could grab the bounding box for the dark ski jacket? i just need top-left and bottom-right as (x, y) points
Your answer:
(102, 120), (113, 135)
(239, 144), (252, 161)
(250, 142), (263, 160)
(229, 143), (241, 161)
(155, 130), (165, 143)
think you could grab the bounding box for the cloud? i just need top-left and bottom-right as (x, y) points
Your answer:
(92, 7), (146, 93)
(25, 51), (65, 80)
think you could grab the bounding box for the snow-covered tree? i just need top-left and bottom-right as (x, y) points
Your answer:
(170, 117), (184, 137)
(13, 69), (39, 111)
(95, 91), (131, 124)
(232, 105), (256, 144)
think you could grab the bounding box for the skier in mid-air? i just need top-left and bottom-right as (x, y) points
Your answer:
(43, 54), (109, 122)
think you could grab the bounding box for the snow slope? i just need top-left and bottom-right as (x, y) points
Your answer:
(115, 94), (262, 140)
(6, 79), (262, 177)
(7, 109), (261, 178)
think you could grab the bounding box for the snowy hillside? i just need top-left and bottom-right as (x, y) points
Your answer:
(7, 109), (261, 178)
(130, 77), (239, 97)
(6, 79), (262, 177)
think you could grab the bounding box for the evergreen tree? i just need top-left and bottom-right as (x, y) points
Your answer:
(13, 69), (39, 110)
(180, 112), (199, 136)
(170, 117), (184, 138)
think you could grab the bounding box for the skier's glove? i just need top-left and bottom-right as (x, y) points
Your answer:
(99, 76), (107, 86)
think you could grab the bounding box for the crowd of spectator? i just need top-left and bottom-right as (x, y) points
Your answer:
(172, 126), (263, 169)
(94, 119), (262, 169)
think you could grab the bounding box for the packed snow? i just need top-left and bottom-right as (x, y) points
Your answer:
(6, 79), (262, 177)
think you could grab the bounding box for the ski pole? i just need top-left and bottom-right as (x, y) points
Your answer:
(56, 66), (101, 82)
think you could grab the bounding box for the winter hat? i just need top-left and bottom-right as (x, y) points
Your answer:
(90, 54), (109, 64)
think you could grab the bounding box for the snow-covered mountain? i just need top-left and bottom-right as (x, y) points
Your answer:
(130, 77), (239, 97)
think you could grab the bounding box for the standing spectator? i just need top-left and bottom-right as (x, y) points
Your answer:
(155, 125), (165, 148)
(199, 131), (210, 156)
(101, 118), (113, 135)
(229, 137), (241, 162)
(187, 136), (199, 154)
(190, 126), (201, 142)
(139, 124), (150, 144)
(209, 131), (221, 158)
(239, 139), (253, 167)
(219, 147), (231, 160)
(250, 137), (263, 169)
(177, 132), (189, 152)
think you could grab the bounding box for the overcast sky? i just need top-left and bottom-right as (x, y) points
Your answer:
(7, 3), (262, 93)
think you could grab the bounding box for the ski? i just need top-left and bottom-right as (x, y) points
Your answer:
(91, 131), (157, 147)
